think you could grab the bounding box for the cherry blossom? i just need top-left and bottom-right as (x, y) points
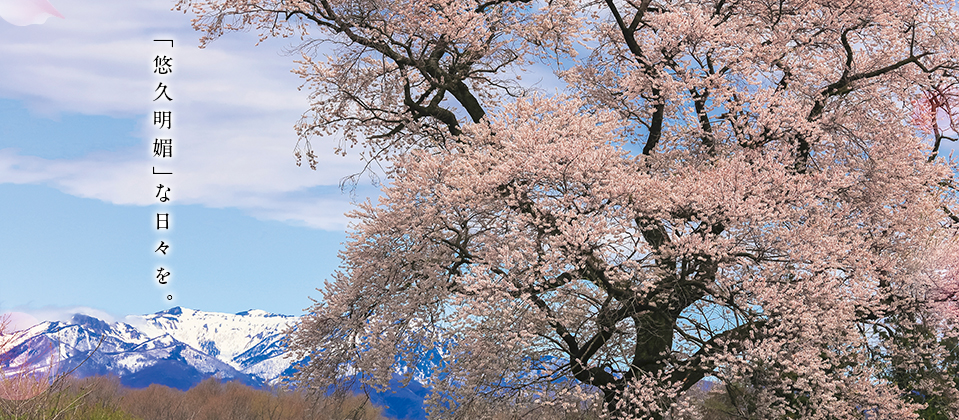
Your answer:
(178, 0), (959, 417)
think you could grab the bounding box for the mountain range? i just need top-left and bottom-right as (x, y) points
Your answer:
(1, 307), (295, 390)
(0, 307), (429, 419)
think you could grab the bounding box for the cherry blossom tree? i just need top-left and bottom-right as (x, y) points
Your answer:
(177, 0), (959, 418)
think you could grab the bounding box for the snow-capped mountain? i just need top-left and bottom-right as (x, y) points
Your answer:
(0, 307), (297, 390)
(1, 307), (431, 419)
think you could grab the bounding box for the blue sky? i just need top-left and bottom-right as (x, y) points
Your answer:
(4, 0), (955, 327)
(0, 0), (380, 322)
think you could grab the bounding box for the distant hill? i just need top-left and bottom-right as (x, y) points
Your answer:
(0, 307), (429, 419)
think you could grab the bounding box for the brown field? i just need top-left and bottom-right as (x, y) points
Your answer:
(0, 375), (385, 420)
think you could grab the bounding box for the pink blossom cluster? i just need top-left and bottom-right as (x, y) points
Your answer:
(177, 0), (959, 417)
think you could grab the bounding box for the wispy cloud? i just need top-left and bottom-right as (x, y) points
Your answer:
(0, 0), (64, 26)
(0, 0), (374, 230)
(2, 305), (118, 327)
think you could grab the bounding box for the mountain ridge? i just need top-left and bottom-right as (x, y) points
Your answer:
(1, 306), (297, 390)
(1, 306), (430, 419)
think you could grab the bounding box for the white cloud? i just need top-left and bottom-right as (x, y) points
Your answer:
(2, 305), (118, 326)
(0, 0), (64, 26)
(0, 0), (377, 230)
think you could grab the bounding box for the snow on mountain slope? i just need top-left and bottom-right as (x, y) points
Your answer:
(1, 307), (433, 419)
(122, 307), (296, 378)
(1, 307), (299, 388)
